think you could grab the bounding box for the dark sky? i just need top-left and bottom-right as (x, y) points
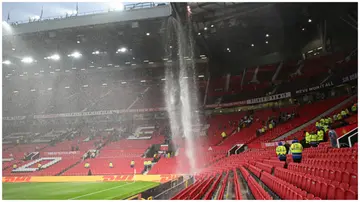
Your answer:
(2, 2), (165, 23)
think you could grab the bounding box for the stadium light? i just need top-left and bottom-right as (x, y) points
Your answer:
(102, 83), (107, 86)
(211, 24), (214, 27)
(83, 84), (88, 88)
(198, 75), (204, 78)
(117, 47), (127, 53)
(30, 16), (40, 21)
(12, 48), (15, 51)
(21, 57), (34, 64)
(46, 54), (60, 61)
(146, 32), (150, 36)
(13, 91), (19, 93)
(266, 34), (269, 37)
(30, 89), (36, 92)
(204, 27), (208, 30)
(65, 86), (70, 89)
(68, 51), (82, 58)
(109, 1), (124, 11)
(161, 78), (166, 81)
(308, 19), (312, 23)
(140, 80), (146, 83)
(121, 81), (127, 84)
(198, 32), (201, 35)
(48, 88), (52, 91)
(2, 60), (11, 65)
(266, 41), (269, 44)
(302, 28), (305, 31)
(251, 44), (254, 47)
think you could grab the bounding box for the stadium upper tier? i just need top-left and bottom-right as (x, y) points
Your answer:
(3, 51), (356, 117)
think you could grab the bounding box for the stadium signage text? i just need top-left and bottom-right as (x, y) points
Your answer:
(246, 92), (291, 105)
(3, 176), (32, 182)
(102, 175), (134, 182)
(44, 151), (80, 156)
(295, 81), (334, 94)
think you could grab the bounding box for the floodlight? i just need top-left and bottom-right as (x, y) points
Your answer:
(109, 1), (124, 11)
(21, 57), (34, 64)
(69, 51), (82, 58)
(308, 19), (312, 23)
(2, 60), (11, 65)
(198, 75), (204, 78)
(117, 47), (127, 53)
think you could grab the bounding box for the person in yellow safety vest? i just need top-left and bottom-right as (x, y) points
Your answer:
(309, 133), (318, 147)
(337, 113), (342, 120)
(84, 162), (90, 168)
(261, 127), (265, 133)
(167, 153), (171, 158)
(323, 125), (329, 133)
(276, 142), (287, 161)
(109, 162), (113, 168)
(147, 161), (152, 169)
(144, 161), (147, 171)
(269, 123), (273, 129)
(13, 164), (17, 169)
(317, 129), (324, 142)
(352, 104), (357, 112)
(320, 118), (325, 125)
(304, 131), (311, 144)
(221, 131), (227, 139)
(346, 108), (350, 115)
(290, 139), (303, 163)
(315, 122), (321, 130)
(341, 110), (347, 118)
(333, 114), (337, 121)
(130, 160), (135, 168)
(324, 118), (329, 125)
(38, 163), (42, 169)
(328, 117), (333, 124)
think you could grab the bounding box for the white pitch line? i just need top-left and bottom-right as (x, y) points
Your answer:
(67, 182), (135, 200)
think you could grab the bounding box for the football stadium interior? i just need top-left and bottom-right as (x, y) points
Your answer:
(2, 2), (358, 200)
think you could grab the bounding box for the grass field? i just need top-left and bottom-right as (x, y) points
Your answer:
(3, 181), (160, 200)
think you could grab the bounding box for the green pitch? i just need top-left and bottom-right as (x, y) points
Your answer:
(3, 181), (160, 200)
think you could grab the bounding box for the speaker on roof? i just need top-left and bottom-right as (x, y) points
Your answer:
(48, 32), (56, 38)
(132, 21), (139, 28)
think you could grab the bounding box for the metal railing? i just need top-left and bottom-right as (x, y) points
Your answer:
(9, 2), (168, 25)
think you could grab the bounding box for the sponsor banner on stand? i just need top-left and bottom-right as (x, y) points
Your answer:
(263, 140), (293, 148)
(246, 92), (291, 105)
(43, 151), (80, 156)
(3, 174), (179, 183)
(295, 81), (334, 94)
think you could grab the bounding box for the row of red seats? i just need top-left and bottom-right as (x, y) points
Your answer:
(301, 158), (357, 171)
(259, 168), (313, 199)
(216, 171), (229, 200)
(239, 166), (272, 200)
(287, 163), (357, 186)
(255, 162), (273, 174)
(203, 174), (222, 200)
(192, 176), (216, 200)
(233, 169), (242, 200)
(262, 159), (285, 168)
(274, 167), (357, 200)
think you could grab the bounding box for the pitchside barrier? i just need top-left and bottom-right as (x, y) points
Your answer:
(2, 174), (179, 183)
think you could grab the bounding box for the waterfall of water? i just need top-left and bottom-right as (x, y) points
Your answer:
(163, 12), (201, 174)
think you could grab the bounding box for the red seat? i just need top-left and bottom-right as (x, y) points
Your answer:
(327, 184), (336, 200)
(345, 190), (357, 200)
(342, 171), (350, 184)
(307, 193), (315, 200)
(335, 187), (345, 200)
(320, 182), (328, 199)
(350, 173), (358, 186)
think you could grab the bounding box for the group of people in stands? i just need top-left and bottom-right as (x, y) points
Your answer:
(276, 139), (303, 163)
(257, 110), (299, 136)
(276, 102), (358, 165)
